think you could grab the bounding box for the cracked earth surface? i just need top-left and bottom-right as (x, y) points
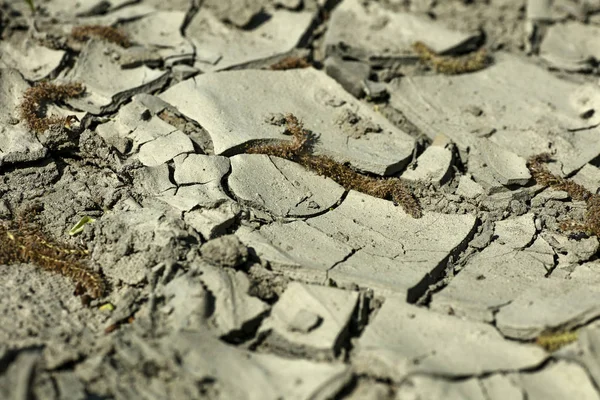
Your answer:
(2, 0), (600, 399)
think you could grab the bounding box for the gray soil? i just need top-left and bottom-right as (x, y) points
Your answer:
(2, 0), (600, 399)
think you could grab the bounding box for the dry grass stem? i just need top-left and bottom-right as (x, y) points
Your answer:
(412, 41), (488, 74)
(247, 114), (422, 218)
(0, 210), (105, 299)
(269, 56), (311, 70)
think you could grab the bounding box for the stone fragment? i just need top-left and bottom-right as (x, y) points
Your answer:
(0, 262), (103, 346)
(343, 380), (392, 400)
(431, 242), (552, 322)
(389, 53), (600, 175)
(572, 163), (600, 194)
(157, 183), (230, 212)
(324, 56), (370, 98)
(92, 208), (193, 285)
(469, 220), (494, 250)
(275, 0), (302, 9)
(117, 46), (163, 68)
(187, 8), (315, 72)
(54, 372), (87, 400)
(0, 69), (46, 166)
(313, 191), (476, 301)
(171, 65), (199, 82)
(169, 331), (351, 399)
(160, 68), (415, 175)
(479, 375), (525, 400)
(0, 350), (42, 400)
(121, 10), (194, 63)
(457, 175), (485, 199)
(258, 282), (358, 356)
(105, 288), (141, 327)
(531, 190), (570, 207)
(43, 342), (83, 371)
(132, 163), (175, 195)
(184, 202), (239, 240)
(324, 0), (479, 62)
(567, 321), (600, 389)
(571, 83), (600, 127)
(65, 40), (169, 114)
(197, 264), (269, 337)
(0, 32), (65, 81)
(163, 272), (211, 330)
(137, 130), (194, 167)
(516, 361), (600, 400)
(494, 213), (536, 249)
(78, 3), (156, 27)
(173, 154), (230, 186)
(241, 190), (475, 300)
(568, 260), (600, 284)
(288, 309), (322, 333)
(401, 145), (453, 184)
(431, 215), (555, 322)
(228, 154), (344, 217)
(133, 93), (170, 114)
(468, 155), (507, 196)
(354, 297), (546, 381)
(237, 221), (354, 283)
(40, 0), (132, 17)
(395, 376), (489, 400)
(495, 280), (600, 339)
(479, 139), (531, 186)
(362, 80), (388, 101)
(540, 22), (600, 72)
(527, 0), (554, 20)
(96, 97), (179, 154)
(201, 0), (267, 27)
(201, 235), (249, 268)
(143, 0), (191, 11)
(547, 233), (599, 266)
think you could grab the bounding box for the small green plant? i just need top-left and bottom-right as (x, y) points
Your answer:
(23, 0), (35, 13)
(247, 114), (422, 218)
(69, 216), (96, 236)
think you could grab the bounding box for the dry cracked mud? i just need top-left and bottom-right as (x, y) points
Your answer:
(2, 0), (600, 399)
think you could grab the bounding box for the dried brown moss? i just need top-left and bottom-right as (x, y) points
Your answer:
(0, 208), (105, 300)
(247, 113), (311, 159)
(19, 81), (85, 133)
(527, 154), (600, 236)
(412, 41), (488, 75)
(535, 330), (578, 352)
(527, 153), (591, 201)
(269, 56), (311, 70)
(71, 25), (130, 47)
(247, 114), (422, 218)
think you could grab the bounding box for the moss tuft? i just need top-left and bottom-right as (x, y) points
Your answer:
(412, 41), (489, 75)
(247, 114), (422, 218)
(527, 154), (600, 236)
(0, 205), (106, 300)
(71, 25), (130, 47)
(19, 81), (85, 134)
